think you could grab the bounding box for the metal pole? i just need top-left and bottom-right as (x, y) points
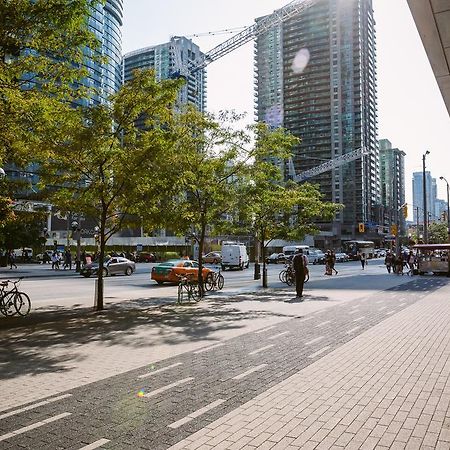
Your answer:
(422, 152), (429, 243)
(416, 206), (420, 241)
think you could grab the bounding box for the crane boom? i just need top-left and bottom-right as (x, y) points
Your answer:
(289, 148), (368, 182)
(190, 0), (317, 72)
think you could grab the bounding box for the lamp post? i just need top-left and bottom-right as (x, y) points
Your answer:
(422, 151), (430, 243)
(71, 220), (81, 272)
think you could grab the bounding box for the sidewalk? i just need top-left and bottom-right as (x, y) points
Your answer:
(0, 263), (78, 279)
(170, 280), (450, 450)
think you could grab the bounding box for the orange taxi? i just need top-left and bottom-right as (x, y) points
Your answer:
(151, 259), (214, 285)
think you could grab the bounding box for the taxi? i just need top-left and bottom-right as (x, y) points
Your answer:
(151, 259), (214, 284)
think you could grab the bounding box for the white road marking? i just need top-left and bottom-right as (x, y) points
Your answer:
(144, 377), (194, 398)
(255, 325), (276, 334)
(316, 320), (331, 327)
(305, 336), (324, 346)
(78, 439), (111, 450)
(0, 394), (72, 420)
(347, 326), (361, 334)
(168, 399), (226, 429)
(0, 412), (71, 442)
(308, 346), (331, 358)
(232, 364), (268, 380)
(193, 343), (225, 354)
(249, 344), (275, 356)
(267, 331), (290, 340)
(138, 362), (183, 379)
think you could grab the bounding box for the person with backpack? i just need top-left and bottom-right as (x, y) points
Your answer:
(292, 248), (307, 299)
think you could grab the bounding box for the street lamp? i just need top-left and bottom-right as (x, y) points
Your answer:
(422, 151), (430, 243)
(71, 220), (81, 272)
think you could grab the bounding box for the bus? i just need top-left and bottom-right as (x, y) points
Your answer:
(342, 241), (375, 259)
(413, 244), (450, 276)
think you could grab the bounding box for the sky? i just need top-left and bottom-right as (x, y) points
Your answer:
(122, 0), (450, 211)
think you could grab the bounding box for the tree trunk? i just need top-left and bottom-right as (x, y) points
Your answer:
(95, 209), (107, 311)
(261, 233), (268, 288)
(197, 221), (206, 297)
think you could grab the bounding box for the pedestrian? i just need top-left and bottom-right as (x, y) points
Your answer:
(384, 252), (393, 273)
(51, 251), (60, 270)
(324, 250), (332, 275)
(63, 249), (72, 270)
(360, 252), (367, 270)
(330, 250), (338, 275)
(407, 251), (415, 271)
(7, 250), (17, 269)
(292, 248), (307, 299)
(396, 254), (404, 275)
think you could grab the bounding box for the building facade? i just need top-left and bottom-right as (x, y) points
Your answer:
(82, 0), (123, 106)
(379, 139), (406, 234)
(255, 0), (379, 245)
(123, 36), (207, 113)
(412, 171), (436, 226)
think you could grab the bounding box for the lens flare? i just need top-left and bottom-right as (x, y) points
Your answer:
(292, 48), (310, 74)
(137, 390), (145, 398)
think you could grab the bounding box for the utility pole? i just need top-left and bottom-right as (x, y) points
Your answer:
(416, 206), (420, 241)
(422, 151), (430, 243)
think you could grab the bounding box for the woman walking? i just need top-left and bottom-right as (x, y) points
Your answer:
(360, 252), (367, 270)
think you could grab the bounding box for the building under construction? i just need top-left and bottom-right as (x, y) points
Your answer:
(255, 0), (380, 246)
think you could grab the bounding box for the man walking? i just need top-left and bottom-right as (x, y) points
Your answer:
(360, 252), (367, 270)
(7, 250), (17, 269)
(292, 248), (307, 299)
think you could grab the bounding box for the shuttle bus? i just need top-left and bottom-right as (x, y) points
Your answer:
(342, 240), (375, 259)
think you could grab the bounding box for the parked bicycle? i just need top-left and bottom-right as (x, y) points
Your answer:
(0, 278), (31, 317)
(279, 264), (309, 286)
(204, 268), (224, 292)
(176, 274), (200, 304)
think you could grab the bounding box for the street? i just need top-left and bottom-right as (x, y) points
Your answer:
(3, 259), (390, 310)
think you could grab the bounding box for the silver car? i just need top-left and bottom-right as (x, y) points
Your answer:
(81, 257), (136, 277)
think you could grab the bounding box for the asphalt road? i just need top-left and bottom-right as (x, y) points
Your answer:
(4, 259), (388, 310)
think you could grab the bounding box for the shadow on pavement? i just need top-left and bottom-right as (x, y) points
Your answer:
(0, 293), (295, 380)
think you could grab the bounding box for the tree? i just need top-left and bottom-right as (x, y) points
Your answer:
(428, 222), (448, 244)
(234, 141), (342, 287)
(41, 70), (185, 310)
(0, 211), (46, 251)
(159, 110), (286, 295)
(0, 0), (100, 165)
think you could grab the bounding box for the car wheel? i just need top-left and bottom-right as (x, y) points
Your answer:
(157, 281), (164, 285)
(125, 267), (133, 276)
(102, 268), (108, 277)
(82, 272), (91, 278)
(221, 265), (226, 271)
(245, 261), (249, 268)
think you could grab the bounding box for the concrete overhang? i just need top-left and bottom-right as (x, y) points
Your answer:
(407, 0), (450, 116)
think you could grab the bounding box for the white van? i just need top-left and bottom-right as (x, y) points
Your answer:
(221, 243), (249, 270)
(282, 245), (310, 258)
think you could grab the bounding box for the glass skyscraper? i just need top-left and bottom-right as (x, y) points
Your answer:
(83, 0), (123, 105)
(255, 0), (379, 245)
(123, 36), (207, 113)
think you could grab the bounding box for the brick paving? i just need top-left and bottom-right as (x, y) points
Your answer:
(0, 274), (448, 449)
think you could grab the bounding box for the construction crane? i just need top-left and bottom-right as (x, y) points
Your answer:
(171, 0), (317, 75)
(287, 148), (369, 182)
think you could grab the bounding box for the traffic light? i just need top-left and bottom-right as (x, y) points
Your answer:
(391, 224), (398, 236)
(402, 204), (408, 219)
(358, 223), (365, 233)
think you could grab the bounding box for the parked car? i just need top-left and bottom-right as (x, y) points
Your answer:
(266, 253), (286, 264)
(151, 259), (214, 284)
(203, 252), (222, 264)
(335, 252), (349, 263)
(308, 250), (326, 265)
(137, 252), (156, 263)
(221, 243), (249, 270)
(81, 257), (136, 277)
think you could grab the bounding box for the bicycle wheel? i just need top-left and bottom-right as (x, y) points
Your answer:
(304, 272), (309, 283)
(190, 284), (200, 302)
(204, 273), (214, 292)
(286, 273), (294, 286)
(15, 292), (31, 316)
(279, 270), (287, 283)
(1, 292), (18, 316)
(217, 274), (224, 290)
